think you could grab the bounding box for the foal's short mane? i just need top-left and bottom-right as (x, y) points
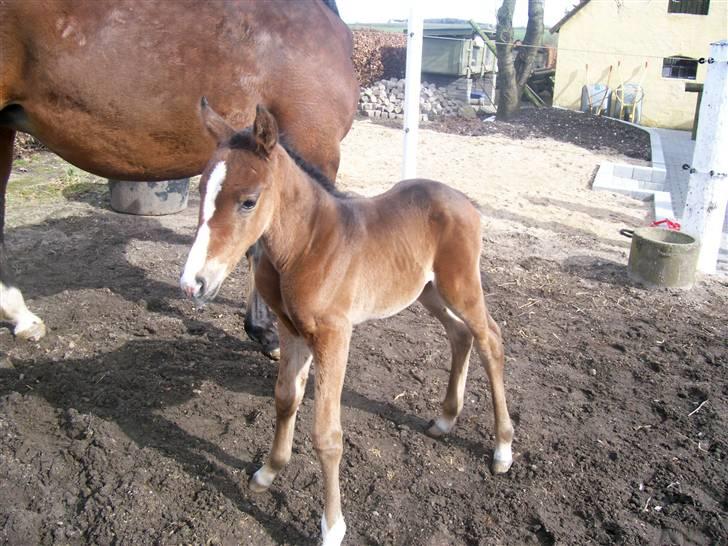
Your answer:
(227, 129), (346, 198)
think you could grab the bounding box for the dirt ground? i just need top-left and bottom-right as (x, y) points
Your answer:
(431, 107), (652, 162)
(1, 116), (726, 545)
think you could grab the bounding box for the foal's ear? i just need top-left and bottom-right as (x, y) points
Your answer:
(200, 96), (234, 144)
(253, 105), (278, 157)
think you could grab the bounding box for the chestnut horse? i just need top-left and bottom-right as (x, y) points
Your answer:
(181, 103), (514, 545)
(0, 0), (358, 356)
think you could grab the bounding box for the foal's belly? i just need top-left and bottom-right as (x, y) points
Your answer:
(349, 269), (433, 325)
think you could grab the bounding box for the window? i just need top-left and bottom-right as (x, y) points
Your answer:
(662, 56), (698, 79)
(668, 0), (710, 15)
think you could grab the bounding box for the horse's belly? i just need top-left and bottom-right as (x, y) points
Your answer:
(350, 270), (433, 325)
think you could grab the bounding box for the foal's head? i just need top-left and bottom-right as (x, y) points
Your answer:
(180, 100), (281, 302)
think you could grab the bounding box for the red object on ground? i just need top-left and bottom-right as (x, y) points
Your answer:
(650, 218), (681, 231)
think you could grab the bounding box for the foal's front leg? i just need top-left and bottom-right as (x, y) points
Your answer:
(250, 327), (312, 492)
(311, 324), (351, 546)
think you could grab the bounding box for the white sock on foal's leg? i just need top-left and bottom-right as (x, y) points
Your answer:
(492, 441), (513, 474)
(321, 514), (346, 546)
(249, 464), (277, 492)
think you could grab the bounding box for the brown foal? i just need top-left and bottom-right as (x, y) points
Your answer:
(181, 103), (514, 545)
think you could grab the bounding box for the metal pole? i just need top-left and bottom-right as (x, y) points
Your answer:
(682, 40), (728, 274)
(402, 5), (423, 180)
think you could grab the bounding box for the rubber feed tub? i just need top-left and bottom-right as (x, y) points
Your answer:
(108, 179), (189, 216)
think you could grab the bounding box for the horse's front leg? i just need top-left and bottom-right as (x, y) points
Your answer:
(311, 324), (351, 546)
(0, 128), (45, 341)
(250, 327), (312, 492)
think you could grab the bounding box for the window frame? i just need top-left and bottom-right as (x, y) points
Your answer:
(662, 56), (699, 80)
(667, 0), (710, 15)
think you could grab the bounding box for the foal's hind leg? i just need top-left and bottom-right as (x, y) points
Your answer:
(250, 327), (312, 492)
(0, 128), (46, 341)
(434, 267), (514, 474)
(418, 282), (474, 437)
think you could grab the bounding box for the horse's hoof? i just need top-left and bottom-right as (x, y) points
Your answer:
(425, 420), (445, 438)
(491, 458), (513, 474)
(249, 465), (275, 493)
(321, 515), (347, 546)
(14, 320), (46, 342)
(264, 347), (280, 361)
(425, 417), (454, 438)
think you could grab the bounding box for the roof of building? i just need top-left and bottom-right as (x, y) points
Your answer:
(422, 23), (495, 39)
(550, 0), (592, 33)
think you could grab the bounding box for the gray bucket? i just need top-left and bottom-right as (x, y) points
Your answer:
(626, 227), (699, 289)
(108, 179), (189, 216)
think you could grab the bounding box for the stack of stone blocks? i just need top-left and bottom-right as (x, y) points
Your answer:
(359, 77), (494, 122)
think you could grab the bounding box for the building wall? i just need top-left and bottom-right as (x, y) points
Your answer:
(553, 0), (728, 129)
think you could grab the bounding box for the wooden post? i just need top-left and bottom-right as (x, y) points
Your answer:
(402, 6), (423, 180)
(682, 40), (728, 274)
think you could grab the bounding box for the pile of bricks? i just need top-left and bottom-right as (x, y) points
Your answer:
(358, 78), (469, 121)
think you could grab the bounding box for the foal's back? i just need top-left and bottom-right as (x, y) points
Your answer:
(332, 179), (483, 322)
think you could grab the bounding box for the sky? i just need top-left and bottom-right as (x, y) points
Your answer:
(337, 0), (577, 28)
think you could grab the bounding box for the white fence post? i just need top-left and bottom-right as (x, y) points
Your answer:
(402, 6), (423, 180)
(682, 40), (728, 274)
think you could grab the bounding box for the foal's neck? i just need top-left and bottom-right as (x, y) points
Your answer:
(261, 149), (337, 271)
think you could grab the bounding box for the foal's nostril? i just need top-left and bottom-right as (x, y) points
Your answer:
(195, 275), (207, 295)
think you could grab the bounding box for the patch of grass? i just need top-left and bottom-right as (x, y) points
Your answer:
(7, 153), (107, 204)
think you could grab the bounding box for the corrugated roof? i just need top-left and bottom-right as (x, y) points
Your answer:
(550, 0), (592, 33)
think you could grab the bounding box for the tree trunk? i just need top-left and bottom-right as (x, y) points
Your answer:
(495, 0), (518, 120)
(495, 0), (545, 120)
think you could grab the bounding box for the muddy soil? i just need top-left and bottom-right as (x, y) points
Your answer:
(426, 107), (651, 161)
(1, 127), (726, 545)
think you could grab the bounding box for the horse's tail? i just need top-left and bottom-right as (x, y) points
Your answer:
(321, 0), (340, 17)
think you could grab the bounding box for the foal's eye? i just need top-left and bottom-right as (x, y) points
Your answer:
(239, 198), (257, 211)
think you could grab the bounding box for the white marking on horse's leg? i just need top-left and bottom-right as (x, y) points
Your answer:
(321, 514), (347, 546)
(492, 441), (513, 474)
(250, 464), (277, 492)
(0, 282), (46, 341)
(180, 161), (226, 294)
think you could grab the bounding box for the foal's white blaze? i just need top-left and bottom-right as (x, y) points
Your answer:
(180, 161), (226, 295)
(321, 515), (347, 546)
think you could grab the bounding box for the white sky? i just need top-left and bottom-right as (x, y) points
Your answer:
(337, 0), (577, 28)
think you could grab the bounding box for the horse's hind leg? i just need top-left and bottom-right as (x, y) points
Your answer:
(250, 326), (312, 492)
(434, 265), (513, 474)
(244, 241), (280, 360)
(418, 282), (474, 437)
(0, 128), (46, 341)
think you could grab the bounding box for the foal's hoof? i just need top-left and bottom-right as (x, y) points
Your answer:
(425, 417), (455, 438)
(491, 444), (514, 474)
(249, 465), (275, 493)
(14, 320), (46, 342)
(491, 458), (513, 474)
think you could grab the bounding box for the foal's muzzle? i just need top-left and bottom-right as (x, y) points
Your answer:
(180, 273), (222, 305)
